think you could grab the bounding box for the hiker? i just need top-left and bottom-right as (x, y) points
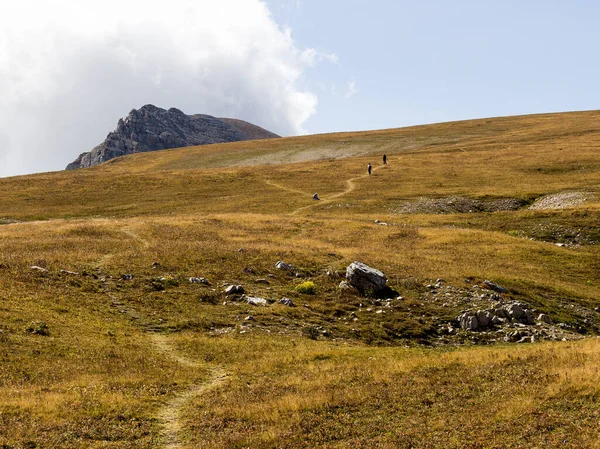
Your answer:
(313, 193), (320, 200)
(383, 154), (387, 165)
(367, 163), (372, 175)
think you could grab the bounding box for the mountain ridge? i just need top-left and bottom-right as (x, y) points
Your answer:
(66, 104), (279, 169)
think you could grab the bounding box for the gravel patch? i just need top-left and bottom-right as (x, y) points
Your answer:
(528, 191), (591, 210)
(391, 196), (528, 214)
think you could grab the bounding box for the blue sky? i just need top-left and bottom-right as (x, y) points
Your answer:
(268, 0), (600, 133)
(0, 0), (599, 176)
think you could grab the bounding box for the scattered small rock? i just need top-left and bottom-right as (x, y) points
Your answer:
(458, 310), (493, 331)
(457, 302), (536, 331)
(339, 281), (350, 290)
(246, 296), (268, 306)
(482, 280), (508, 294)
(537, 313), (552, 324)
(275, 261), (295, 271)
(121, 274), (134, 280)
(190, 277), (210, 285)
(60, 269), (79, 276)
(225, 285), (244, 295)
(278, 297), (295, 307)
(255, 278), (270, 285)
(30, 266), (48, 273)
(244, 315), (256, 321)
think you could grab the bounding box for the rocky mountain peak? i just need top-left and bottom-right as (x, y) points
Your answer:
(66, 105), (279, 170)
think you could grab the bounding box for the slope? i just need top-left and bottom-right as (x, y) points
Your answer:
(0, 110), (599, 448)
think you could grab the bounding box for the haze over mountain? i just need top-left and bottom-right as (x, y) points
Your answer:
(66, 105), (279, 169)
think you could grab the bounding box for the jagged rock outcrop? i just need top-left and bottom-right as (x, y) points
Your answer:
(66, 104), (279, 169)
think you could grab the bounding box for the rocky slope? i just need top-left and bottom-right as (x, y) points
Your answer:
(66, 104), (279, 169)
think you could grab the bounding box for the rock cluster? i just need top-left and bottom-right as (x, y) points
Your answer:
(457, 302), (535, 331)
(66, 104), (279, 169)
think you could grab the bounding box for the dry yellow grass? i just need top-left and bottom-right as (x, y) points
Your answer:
(0, 110), (599, 447)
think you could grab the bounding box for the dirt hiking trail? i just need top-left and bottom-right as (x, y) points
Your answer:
(289, 163), (386, 215)
(151, 333), (228, 449)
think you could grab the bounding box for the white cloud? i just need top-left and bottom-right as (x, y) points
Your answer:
(300, 48), (339, 66)
(0, 0), (321, 177)
(345, 79), (359, 98)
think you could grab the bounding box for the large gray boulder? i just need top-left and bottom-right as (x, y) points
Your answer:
(345, 261), (387, 296)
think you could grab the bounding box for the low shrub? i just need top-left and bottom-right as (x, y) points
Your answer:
(296, 281), (316, 295)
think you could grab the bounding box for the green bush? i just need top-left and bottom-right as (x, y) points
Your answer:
(295, 281), (316, 295)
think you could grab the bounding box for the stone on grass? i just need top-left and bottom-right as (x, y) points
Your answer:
(275, 261), (295, 271)
(482, 280), (508, 294)
(458, 312), (478, 330)
(30, 266), (48, 273)
(225, 285), (244, 295)
(457, 310), (493, 330)
(190, 277), (210, 285)
(246, 296), (268, 306)
(345, 261), (387, 297)
(537, 313), (552, 324)
(506, 303), (526, 321)
(278, 297), (295, 307)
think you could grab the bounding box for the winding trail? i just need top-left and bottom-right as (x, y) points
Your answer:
(264, 179), (312, 197)
(104, 225), (229, 448)
(110, 300), (229, 448)
(121, 227), (151, 249)
(151, 333), (229, 449)
(285, 164), (387, 216)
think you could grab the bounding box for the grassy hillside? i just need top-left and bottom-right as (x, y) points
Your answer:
(1, 110), (600, 448)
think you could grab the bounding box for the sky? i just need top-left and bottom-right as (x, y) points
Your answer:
(1, 0), (599, 178)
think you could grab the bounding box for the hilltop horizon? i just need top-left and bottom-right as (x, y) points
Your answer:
(2, 107), (599, 179)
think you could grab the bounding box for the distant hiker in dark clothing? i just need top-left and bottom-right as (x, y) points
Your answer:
(313, 193), (320, 200)
(367, 163), (372, 175)
(383, 154), (387, 165)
